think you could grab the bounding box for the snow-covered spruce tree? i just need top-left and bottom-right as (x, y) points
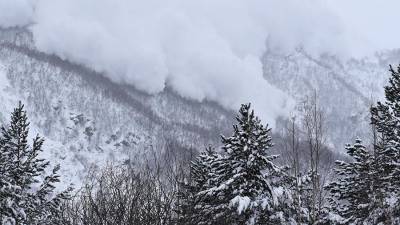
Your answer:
(323, 140), (374, 224)
(176, 147), (221, 225)
(0, 102), (71, 225)
(196, 103), (291, 225)
(370, 65), (400, 191)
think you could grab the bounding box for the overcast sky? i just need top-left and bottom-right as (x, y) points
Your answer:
(0, 0), (398, 122)
(325, 0), (400, 56)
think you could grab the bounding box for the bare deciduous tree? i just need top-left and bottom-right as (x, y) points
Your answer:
(61, 159), (183, 225)
(301, 90), (326, 223)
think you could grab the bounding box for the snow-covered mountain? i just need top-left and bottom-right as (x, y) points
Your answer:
(263, 47), (398, 149)
(0, 27), (398, 185)
(0, 27), (234, 185)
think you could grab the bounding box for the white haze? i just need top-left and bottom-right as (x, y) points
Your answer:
(0, 0), (34, 28)
(1, 0), (400, 122)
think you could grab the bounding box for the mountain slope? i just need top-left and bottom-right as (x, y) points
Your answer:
(263, 47), (397, 149)
(1, 27), (398, 185)
(0, 27), (234, 185)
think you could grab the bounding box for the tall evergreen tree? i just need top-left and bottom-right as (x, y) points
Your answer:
(0, 102), (71, 225)
(323, 140), (374, 224)
(176, 147), (220, 225)
(370, 65), (400, 192)
(196, 103), (286, 225)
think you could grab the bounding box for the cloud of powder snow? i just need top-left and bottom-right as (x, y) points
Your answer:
(0, 0), (35, 28)
(3, 0), (399, 122)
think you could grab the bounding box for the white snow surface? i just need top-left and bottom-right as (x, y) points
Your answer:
(230, 196), (252, 215)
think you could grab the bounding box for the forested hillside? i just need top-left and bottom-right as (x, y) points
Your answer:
(2, 65), (400, 224)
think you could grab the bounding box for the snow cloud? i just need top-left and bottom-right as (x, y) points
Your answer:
(1, 0), (398, 122)
(0, 0), (34, 28)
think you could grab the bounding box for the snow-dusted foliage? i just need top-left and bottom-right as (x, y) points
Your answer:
(323, 65), (400, 225)
(172, 64), (400, 225)
(175, 147), (220, 225)
(178, 104), (299, 225)
(0, 102), (70, 225)
(323, 140), (374, 224)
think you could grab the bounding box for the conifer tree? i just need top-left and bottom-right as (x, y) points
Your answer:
(176, 147), (220, 225)
(367, 65), (400, 223)
(324, 140), (373, 224)
(197, 103), (285, 225)
(370, 65), (400, 192)
(0, 102), (71, 225)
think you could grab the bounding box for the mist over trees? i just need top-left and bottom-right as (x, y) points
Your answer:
(2, 65), (400, 224)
